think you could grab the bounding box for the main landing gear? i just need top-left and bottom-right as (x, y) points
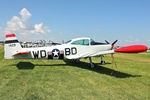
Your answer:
(89, 57), (95, 68)
(69, 59), (80, 63)
(100, 55), (105, 65)
(89, 56), (106, 68)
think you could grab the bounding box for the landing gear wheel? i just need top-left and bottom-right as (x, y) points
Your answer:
(101, 61), (105, 65)
(71, 59), (80, 63)
(75, 59), (80, 63)
(91, 63), (95, 68)
(89, 57), (95, 68)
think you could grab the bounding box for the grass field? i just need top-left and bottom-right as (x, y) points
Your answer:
(0, 46), (150, 100)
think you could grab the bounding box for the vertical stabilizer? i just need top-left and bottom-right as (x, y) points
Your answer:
(4, 33), (22, 59)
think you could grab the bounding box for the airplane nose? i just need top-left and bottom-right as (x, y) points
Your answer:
(114, 45), (148, 53)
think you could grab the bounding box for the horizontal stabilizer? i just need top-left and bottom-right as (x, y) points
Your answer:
(13, 52), (29, 56)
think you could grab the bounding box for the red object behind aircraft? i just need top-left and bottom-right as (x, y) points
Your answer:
(115, 45), (148, 53)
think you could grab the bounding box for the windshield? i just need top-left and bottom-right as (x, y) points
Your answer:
(90, 39), (96, 45)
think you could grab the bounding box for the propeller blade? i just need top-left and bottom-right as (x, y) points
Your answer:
(105, 40), (110, 44)
(112, 40), (118, 45)
(111, 40), (118, 49)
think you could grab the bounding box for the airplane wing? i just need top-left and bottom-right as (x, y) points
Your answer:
(66, 45), (147, 59)
(66, 50), (115, 59)
(90, 45), (148, 57)
(91, 50), (114, 57)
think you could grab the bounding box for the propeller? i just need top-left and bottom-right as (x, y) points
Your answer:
(104, 40), (118, 69)
(111, 40), (118, 49)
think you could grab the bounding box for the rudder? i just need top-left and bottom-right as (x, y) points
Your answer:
(4, 33), (22, 59)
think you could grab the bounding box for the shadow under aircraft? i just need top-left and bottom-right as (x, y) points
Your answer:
(11, 60), (141, 78)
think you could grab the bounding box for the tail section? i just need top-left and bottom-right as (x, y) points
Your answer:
(4, 33), (22, 59)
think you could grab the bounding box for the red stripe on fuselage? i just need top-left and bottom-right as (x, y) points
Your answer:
(14, 52), (29, 56)
(6, 33), (16, 38)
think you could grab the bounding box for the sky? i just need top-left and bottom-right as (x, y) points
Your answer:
(0, 0), (150, 46)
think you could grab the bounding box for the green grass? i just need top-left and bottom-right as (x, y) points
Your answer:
(0, 46), (150, 100)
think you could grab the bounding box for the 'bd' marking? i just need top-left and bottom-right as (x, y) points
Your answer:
(65, 47), (77, 55)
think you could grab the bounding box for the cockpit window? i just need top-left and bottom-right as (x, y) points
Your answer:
(71, 39), (89, 45)
(84, 39), (89, 45)
(71, 40), (84, 45)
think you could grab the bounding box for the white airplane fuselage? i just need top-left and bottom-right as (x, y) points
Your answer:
(19, 44), (112, 59)
(4, 34), (114, 60)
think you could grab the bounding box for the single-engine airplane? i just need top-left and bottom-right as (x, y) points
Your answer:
(4, 33), (148, 68)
